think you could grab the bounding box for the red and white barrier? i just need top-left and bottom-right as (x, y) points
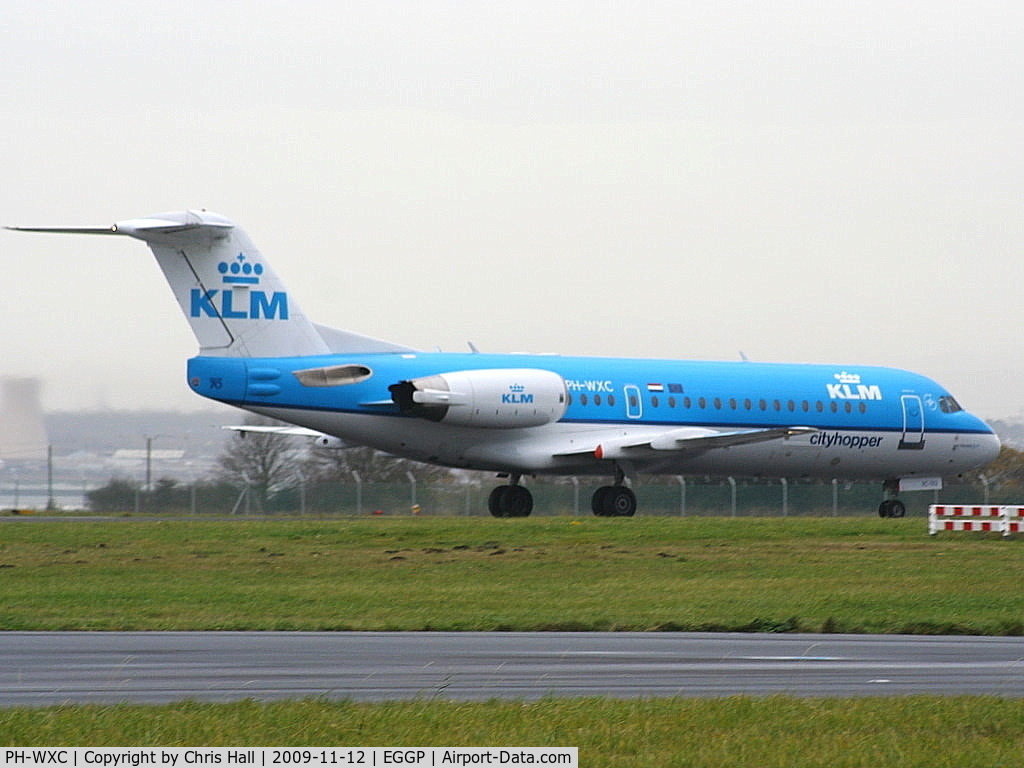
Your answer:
(928, 505), (1024, 537)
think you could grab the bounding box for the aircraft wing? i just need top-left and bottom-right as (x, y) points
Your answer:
(223, 425), (349, 448)
(557, 425), (818, 459)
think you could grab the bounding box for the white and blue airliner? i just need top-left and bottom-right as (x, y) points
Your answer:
(9, 210), (1001, 518)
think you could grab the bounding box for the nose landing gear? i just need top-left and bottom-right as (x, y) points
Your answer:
(878, 499), (907, 518)
(878, 478), (907, 518)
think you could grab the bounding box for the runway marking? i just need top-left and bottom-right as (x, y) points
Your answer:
(740, 656), (843, 662)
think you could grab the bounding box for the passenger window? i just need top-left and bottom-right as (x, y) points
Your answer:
(714, 397), (722, 409)
(594, 394), (602, 406)
(816, 401), (824, 413)
(651, 396), (659, 408)
(773, 400), (782, 411)
(580, 394), (588, 406)
(729, 398), (737, 410)
(787, 400), (796, 412)
(858, 402), (867, 414)
(699, 397), (707, 409)
(668, 396), (676, 408)
(567, 393), (573, 406)
(844, 401), (852, 413)
(759, 399), (767, 411)
(683, 396), (691, 408)
(801, 400), (809, 412)
(608, 395), (616, 406)
(744, 398), (752, 410)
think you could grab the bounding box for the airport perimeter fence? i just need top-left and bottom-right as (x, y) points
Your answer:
(5, 471), (1006, 518)
(285, 477), (1003, 518)
(92, 476), (1005, 518)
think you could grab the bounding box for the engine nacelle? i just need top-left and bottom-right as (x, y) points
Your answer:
(389, 368), (568, 428)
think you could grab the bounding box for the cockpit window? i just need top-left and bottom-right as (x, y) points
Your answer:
(938, 395), (963, 414)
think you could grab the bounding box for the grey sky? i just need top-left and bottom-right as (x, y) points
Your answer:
(2, 0), (1022, 417)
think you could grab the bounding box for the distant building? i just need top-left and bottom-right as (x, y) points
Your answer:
(0, 377), (48, 462)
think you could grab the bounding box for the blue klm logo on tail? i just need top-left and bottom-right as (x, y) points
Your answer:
(190, 253), (289, 320)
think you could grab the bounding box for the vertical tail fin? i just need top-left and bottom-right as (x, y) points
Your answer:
(10, 210), (330, 357)
(117, 210), (330, 357)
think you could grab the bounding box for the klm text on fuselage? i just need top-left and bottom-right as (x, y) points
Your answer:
(827, 383), (882, 400)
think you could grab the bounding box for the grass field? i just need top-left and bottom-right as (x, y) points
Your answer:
(0, 516), (1021, 634)
(2, 516), (1024, 760)
(2, 697), (1024, 766)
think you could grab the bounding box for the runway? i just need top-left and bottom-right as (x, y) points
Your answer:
(3, 632), (1024, 706)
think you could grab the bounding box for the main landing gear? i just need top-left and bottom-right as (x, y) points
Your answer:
(591, 465), (637, 517)
(591, 485), (637, 517)
(487, 469), (638, 518)
(488, 475), (533, 518)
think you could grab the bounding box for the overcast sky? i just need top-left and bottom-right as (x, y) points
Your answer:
(1, 0), (1022, 418)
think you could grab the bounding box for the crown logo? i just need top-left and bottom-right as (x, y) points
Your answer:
(218, 253), (264, 285)
(834, 371), (861, 385)
(509, 384), (526, 393)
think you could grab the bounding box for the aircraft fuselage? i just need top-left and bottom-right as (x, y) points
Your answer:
(187, 352), (999, 481)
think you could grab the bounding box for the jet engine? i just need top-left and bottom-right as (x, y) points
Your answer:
(389, 368), (568, 428)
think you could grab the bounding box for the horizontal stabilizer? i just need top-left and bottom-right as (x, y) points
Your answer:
(7, 212), (235, 241)
(5, 225), (120, 235)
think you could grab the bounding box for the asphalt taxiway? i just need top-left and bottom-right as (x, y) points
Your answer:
(2, 632), (1024, 705)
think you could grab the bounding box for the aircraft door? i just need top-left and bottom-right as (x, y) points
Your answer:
(899, 394), (925, 450)
(624, 385), (643, 419)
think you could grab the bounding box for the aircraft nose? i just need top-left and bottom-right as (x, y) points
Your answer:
(980, 429), (1002, 465)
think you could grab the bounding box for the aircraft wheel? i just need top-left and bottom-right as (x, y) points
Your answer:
(488, 487), (508, 517)
(878, 499), (907, 518)
(591, 486), (613, 516)
(488, 485), (533, 518)
(592, 485), (637, 517)
(608, 486), (637, 517)
(504, 485), (533, 517)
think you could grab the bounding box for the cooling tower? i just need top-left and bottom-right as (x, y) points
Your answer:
(0, 377), (49, 461)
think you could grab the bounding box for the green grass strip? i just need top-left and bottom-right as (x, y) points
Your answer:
(0, 517), (1021, 634)
(1, 697), (1023, 767)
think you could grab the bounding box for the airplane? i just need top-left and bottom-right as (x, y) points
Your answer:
(7, 210), (1001, 518)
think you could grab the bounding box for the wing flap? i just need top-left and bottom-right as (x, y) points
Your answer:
(648, 425), (819, 452)
(555, 425), (818, 460)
